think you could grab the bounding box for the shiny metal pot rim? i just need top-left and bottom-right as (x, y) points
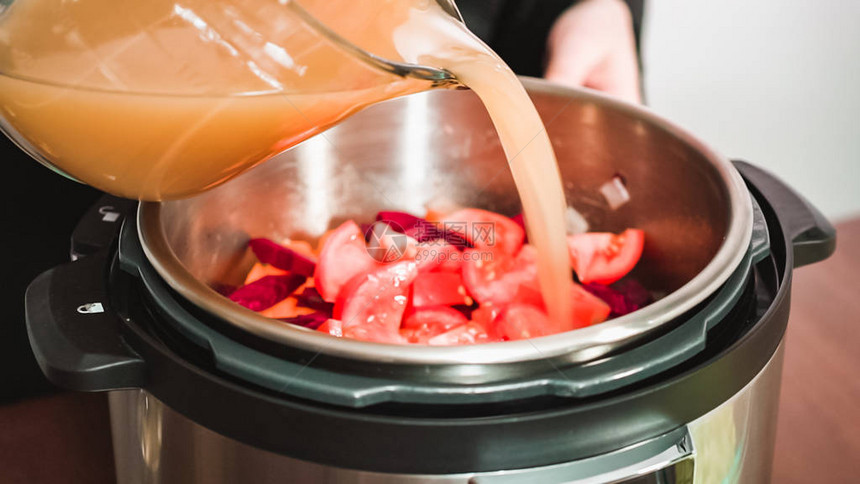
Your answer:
(137, 79), (752, 366)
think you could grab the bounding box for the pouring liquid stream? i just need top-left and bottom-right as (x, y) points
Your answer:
(0, 0), (574, 330)
(381, 2), (575, 329)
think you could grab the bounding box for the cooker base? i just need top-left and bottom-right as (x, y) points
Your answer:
(107, 342), (784, 484)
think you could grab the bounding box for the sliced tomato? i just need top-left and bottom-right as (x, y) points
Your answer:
(570, 283), (611, 327)
(333, 261), (418, 343)
(472, 304), (502, 327)
(513, 280), (611, 329)
(317, 319), (343, 337)
(400, 306), (469, 344)
(470, 305), (502, 327)
(427, 322), (490, 346)
(469, 305), (505, 342)
(496, 303), (554, 341)
(314, 221), (379, 302)
(461, 244), (538, 306)
(442, 208), (525, 255)
(366, 221), (419, 263)
(567, 229), (644, 285)
(415, 239), (462, 273)
(411, 272), (472, 307)
(510, 213), (527, 241)
(379, 231), (418, 263)
(511, 282), (545, 307)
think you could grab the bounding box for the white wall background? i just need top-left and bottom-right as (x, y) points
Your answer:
(642, 0), (860, 222)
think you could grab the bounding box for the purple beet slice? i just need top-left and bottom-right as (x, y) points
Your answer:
(583, 279), (652, 318)
(611, 279), (652, 309)
(229, 274), (307, 312)
(375, 211), (470, 249)
(248, 238), (316, 276)
(279, 311), (330, 330)
(294, 287), (335, 315)
(510, 213), (528, 243)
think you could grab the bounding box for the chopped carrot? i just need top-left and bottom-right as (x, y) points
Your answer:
(425, 198), (461, 222)
(260, 296), (316, 319)
(279, 239), (315, 258)
(244, 263), (289, 285)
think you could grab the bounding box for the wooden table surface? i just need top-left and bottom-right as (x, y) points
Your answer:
(771, 218), (860, 482)
(1, 219), (858, 483)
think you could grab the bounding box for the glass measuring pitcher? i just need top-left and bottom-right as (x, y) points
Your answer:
(0, 0), (462, 200)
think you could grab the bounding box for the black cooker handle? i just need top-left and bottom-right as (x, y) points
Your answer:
(733, 160), (836, 267)
(70, 194), (137, 260)
(25, 250), (146, 391)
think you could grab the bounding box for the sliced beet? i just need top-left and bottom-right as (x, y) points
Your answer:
(248, 238), (316, 276)
(611, 279), (652, 308)
(294, 287), (335, 314)
(375, 211), (470, 249)
(375, 211), (425, 232)
(229, 274), (306, 312)
(212, 283), (238, 297)
(279, 311), (330, 330)
(510, 213), (528, 243)
(583, 279), (652, 317)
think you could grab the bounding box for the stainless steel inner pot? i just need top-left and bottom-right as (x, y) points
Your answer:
(137, 78), (752, 366)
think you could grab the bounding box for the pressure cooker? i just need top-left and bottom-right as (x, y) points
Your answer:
(25, 80), (835, 483)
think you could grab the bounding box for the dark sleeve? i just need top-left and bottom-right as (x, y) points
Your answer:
(625, 0), (645, 63)
(459, 0), (645, 78)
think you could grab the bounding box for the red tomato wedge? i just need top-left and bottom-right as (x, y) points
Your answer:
(567, 229), (644, 285)
(317, 319), (343, 337)
(366, 221), (419, 263)
(427, 322), (490, 346)
(514, 282), (611, 329)
(314, 221), (379, 302)
(496, 303), (555, 341)
(470, 305), (502, 328)
(569, 283), (612, 327)
(461, 245), (538, 306)
(415, 240), (462, 273)
(412, 272), (472, 307)
(442, 208), (525, 255)
(400, 306), (469, 344)
(469, 305), (504, 342)
(333, 261), (418, 343)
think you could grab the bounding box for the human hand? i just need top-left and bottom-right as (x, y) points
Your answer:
(544, 0), (641, 103)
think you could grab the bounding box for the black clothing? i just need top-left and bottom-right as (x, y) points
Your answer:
(458, 0), (644, 78)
